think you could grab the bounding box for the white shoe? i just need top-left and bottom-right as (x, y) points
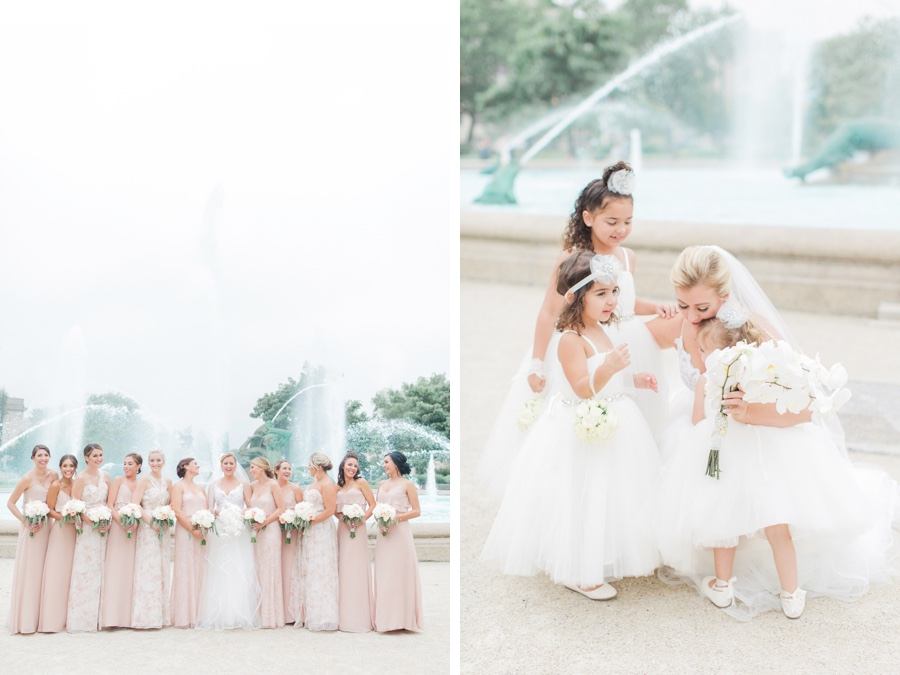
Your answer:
(701, 576), (735, 608)
(780, 587), (807, 619)
(565, 583), (618, 600)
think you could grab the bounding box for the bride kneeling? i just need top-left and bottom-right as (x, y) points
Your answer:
(197, 452), (260, 629)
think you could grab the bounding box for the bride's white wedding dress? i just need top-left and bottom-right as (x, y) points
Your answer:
(196, 481), (260, 629)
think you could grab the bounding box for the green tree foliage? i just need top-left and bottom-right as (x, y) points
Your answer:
(345, 400), (369, 426)
(249, 362), (327, 429)
(372, 373), (450, 438)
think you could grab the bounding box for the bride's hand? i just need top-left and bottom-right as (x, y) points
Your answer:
(722, 389), (751, 423)
(527, 373), (545, 393)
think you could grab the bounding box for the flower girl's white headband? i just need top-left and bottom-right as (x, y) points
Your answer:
(568, 254), (621, 294)
(607, 168), (634, 195)
(716, 297), (749, 329)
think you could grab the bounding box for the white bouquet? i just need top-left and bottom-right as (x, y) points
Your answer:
(517, 395), (544, 431)
(24, 500), (50, 537)
(190, 509), (216, 546)
(293, 501), (318, 537)
(372, 502), (397, 536)
(151, 505), (176, 540)
(341, 503), (366, 539)
(87, 505), (112, 537)
(118, 503), (143, 539)
(704, 340), (852, 479)
(215, 503), (245, 538)
(574, 399), (617, 442)
(243, 507), (267, 543)
(62, 499), (86, 534)
(279, 508), (297, 544)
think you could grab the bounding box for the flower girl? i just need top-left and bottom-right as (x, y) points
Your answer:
(658, 311), (897, 619)
(481, 250), (661, 600)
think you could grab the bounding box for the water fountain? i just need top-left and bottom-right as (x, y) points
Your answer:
(425, 451), (438, 500)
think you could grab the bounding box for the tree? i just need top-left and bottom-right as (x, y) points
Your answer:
(249, 362), (327, 429)
(372, 373), (450, 438)
(345, 400), (369, 427)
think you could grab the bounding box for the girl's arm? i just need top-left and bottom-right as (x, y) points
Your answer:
(397, 479), (421, 523)
(243, 483), (252, 509)
(646, 314), (684, 350)
(692, 376), (707, 424)
(528, 252), (569, 392)
(359, 479), (377, 520)
(311, 482), (337, 525)
(47, 481), (63, 521)
(558, 333), (630, 399)
(6, 476), (29, 524)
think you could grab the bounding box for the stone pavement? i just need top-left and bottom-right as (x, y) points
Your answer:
(461, 280), (900, 675)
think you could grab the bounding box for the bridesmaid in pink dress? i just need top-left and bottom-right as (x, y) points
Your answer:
(336, 452), (376, 632)
(131, 449), (172, 628)
(67, 443), (111, 632)
(275, 459), (303, 624)
(170, 457), (207, 628)
(7, 444), (57, 634)
(37, 454), (79, 633)
(99, 453), (141, 629)
(247, 457), (286, 628)
(292, 452), (339, 631)
(373, 451), (423, 632)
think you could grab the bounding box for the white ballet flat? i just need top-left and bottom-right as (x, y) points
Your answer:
(780, 587), (807, 619)
(701, 576), (735, 608)
(565, 583), (618, 601)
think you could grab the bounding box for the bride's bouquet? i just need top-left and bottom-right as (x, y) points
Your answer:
(341, 503), (366, 539)
(23, 500), (50, 537)
(215, 503), (244, 538)
(191, 509), (216, 545)
(61, 499), (86, 534)
(119, 503), (143, 538)
(279, 508), (297, 543)
(87, 505), (112, 537)
(151, 505), (176, 540)
(704, 340), (851, 479)
(517, 395), (544, 431)
(243, 507), (266, 543)
(372, 502), (397, 536)
(293, 502), (318, 537)
(574, 399), (617, 442)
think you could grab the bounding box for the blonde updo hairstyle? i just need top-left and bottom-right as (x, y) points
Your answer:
(670, 245), (732, 297)
(309, 452), (333, 473)
(250, 456), (275, 479)
(220, 451), (238, 467)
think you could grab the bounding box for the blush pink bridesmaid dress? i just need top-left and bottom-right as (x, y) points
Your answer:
(99, 481), (137, 628)
(280, 485), (299, 624)
(66, 475), (109, 632)
(373, 483), (423, 632)
(7, 478), (53, 634)
(37, 486), (77, 633)
(252, 488), (284, 628)
(131, 476), (171, 628)
(170, 488), (207, 628)
(337, 486), (373, 632)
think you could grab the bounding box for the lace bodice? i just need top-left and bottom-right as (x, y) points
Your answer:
(336, 486), (366, 514)
(377, 483), (412, 514)
(303, 486), (325, 514)
(250, 486), (276, 516)
(140, 476), (169, 511)
(674, 336), (701, 389)
(82, 475), (109, 508)
(211, 482), (245, 513)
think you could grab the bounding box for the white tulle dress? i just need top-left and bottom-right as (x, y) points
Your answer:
(657, 343), (898, 619)
(196, 482), (260, 629)
(481, 330), (661, 587)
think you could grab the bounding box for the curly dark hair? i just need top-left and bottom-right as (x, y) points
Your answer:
(337, 452), (362, 487)
(562, 160), (633, 251)
(555, 250), (619, 331)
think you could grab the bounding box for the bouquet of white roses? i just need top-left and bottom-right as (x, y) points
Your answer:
(517, 395), (544, 431)
(279, 508), (297, 543)
(215, 503), (245, 538)
(372, 502), (397, 536)
(703, 340), (851, 479)
(87, 505), (112, 537)
(24, 500), (50, 537)
(243, 507), (266, 543)
(62, 499), (86, 534)
(190, 509), (216, 545)
(151, 505), (176, 540)
(293, 501), (318, 537)
(341, 503), (366, 539)
(574, 399), (617, 442)
(118, 503), (143, 538)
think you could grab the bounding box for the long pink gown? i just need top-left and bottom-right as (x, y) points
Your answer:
(99, 481), (137, 628)
(373, 482), (423, 632)
(337, 486), (373, 632)
(131, 476), (171, 628)
(292, 485), (339, 631)
(37, 487), (77, 633)
(170, 488), (207, 628)
(7, 478), (52, 634)
(280, 484), (299, 624)
(66, 475), (109, 632)
(252, 487), (284, 628)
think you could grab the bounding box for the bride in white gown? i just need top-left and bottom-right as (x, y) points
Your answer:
(196, 452), (260, 630)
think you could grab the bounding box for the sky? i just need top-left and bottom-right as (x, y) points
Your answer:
(0, 2), (455, 446)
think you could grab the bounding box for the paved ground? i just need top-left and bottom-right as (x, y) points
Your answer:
(1, 561), (449, 675)
(461, 280), (900, 675)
